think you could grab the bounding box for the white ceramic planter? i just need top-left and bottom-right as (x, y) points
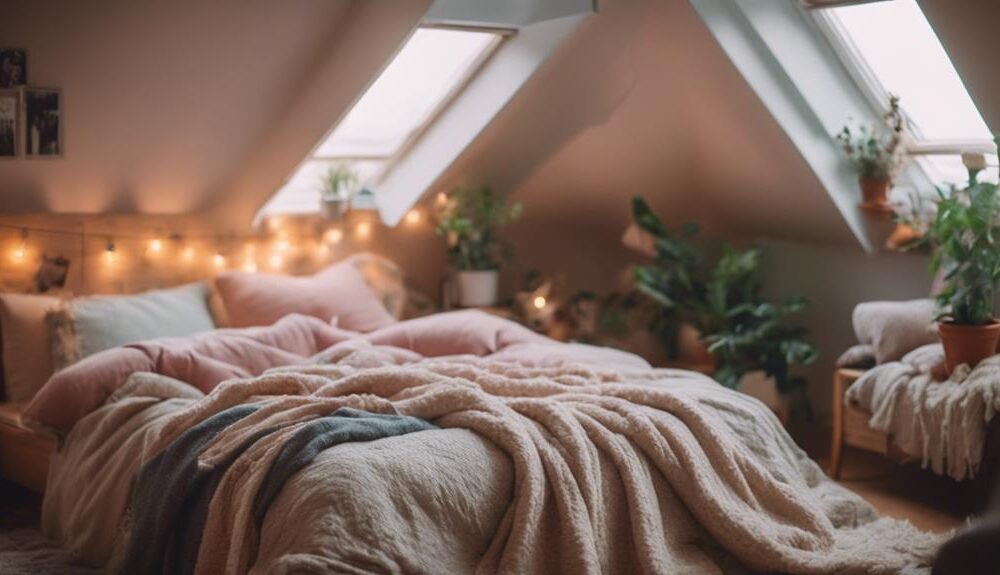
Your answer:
(456, 270), (499, 307)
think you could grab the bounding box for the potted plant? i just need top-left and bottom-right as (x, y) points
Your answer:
(434, 186), (522, 307)
(923, 146), (1000, 374)
(630, 197), (818, 418)
(319, 162), (358, 220)
(836, 95), (905, 213)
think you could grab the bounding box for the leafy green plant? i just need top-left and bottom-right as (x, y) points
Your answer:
(921, 143), (1000, 326)
(320, 162), (358, 201)
(836, 94), (905, 181)
(434, 186), (523, 271)
(631, 197), (818, 395)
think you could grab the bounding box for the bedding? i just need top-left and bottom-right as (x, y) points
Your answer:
(46, 282), (216, 368)
(213, 259), (397, 331)
(24, 314), (357, 434)
(33, 311), (943, 574)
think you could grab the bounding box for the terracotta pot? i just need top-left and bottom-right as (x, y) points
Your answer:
(884, 223), (922, 251)
(858, 177), (891, 211)
(938, 321), (1000, 374)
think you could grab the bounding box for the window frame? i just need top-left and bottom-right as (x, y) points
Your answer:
(310, 25), (510, 188)
(806, 2), (996, 169)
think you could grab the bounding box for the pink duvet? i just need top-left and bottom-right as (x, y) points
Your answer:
(24, 310), (576, 434)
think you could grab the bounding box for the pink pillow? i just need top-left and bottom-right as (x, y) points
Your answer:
(213, 261), (396, 332)
(365, 309), (548, 357)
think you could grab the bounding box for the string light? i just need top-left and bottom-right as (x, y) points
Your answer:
(323, 228), (343, 245)
(182, 246), (195, 262)
(274, 238), (291, 253)
(11, 229), (27, 261)
(405, 209), (422, 225)
(435, 192), (448, 206)
(354, 221), (372, 240)
(104, 240), (118, 265)
(242, 242), (258, 273)
(533, 296), (547, 310)
(269, 253), (284, 270)
(148, 238), (164, 254)
(213, 253), (227, 269)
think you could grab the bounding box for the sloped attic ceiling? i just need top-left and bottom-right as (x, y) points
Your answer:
(0, 0), (428, 218)
(432, 0), (855, 250)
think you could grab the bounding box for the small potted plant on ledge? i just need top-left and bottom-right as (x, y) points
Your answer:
(924, 145), (1000, 374)
(836, 94), (905, 214)
(319, 162), (359, 220)
(435, 186), (522, 307)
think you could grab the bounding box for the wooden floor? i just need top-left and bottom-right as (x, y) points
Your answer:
(797, 426), (973, 533)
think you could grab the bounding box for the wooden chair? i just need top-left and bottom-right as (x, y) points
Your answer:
(829, 368), (911, 479)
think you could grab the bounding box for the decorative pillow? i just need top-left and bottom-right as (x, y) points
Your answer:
(365, 309), (547, 357)
(46, 283), (217, 368)
(346, 252), (408, 320)
(213, 260), (396, 332)
(835, 344), (877, 370)
(0, 293), (61, 402)
(853, 299), (938, 364)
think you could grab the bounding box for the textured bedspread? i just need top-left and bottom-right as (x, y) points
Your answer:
(39, 312), (942, 574)
(846, 343), (1000, 480)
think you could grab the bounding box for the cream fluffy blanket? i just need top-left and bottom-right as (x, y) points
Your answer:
(846, 343), (1000, 481)
(45, 342), (941, 574)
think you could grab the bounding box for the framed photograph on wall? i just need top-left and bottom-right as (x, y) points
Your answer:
(0, 90), (17, 157)
(0, 49), (27, 88)
(25, 88), (61, 157)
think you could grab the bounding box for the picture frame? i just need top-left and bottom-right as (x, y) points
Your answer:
(0, 49), (27, 88)
(0, 89), (18, 158)
(24, 87), (61, 157)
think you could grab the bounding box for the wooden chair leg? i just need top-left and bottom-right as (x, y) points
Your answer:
(829, 371), (845, 480)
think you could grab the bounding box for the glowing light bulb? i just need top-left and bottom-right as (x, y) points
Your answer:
(242, 260), (257, 273)
(354, 221), (372, 240)
(213, 253), (226, 269)
(269, 253), (283, 270)
(435, 192), (448, 206)
(149, 238), (163, 253)
(324, 229), (343, 245)
(182, 246), (195, 262)
(274, 238), (291, 253)
(405, 209), (422, 225)
(533, 296), (547, 310)
(104, 241), (118, 265)
(12, 230), (27, 261)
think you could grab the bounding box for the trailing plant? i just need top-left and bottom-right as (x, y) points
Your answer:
(434, 186), (523, 271)
(836, 94), (905, 181)
(631, 197), (818, 397)
(919, 142), (1000, 326)
(320, 162), (358, 200)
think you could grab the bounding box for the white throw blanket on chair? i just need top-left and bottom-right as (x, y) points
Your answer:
(846, 343), (1000, 480)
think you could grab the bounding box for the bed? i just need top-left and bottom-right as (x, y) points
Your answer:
(2, 263), (946, 573)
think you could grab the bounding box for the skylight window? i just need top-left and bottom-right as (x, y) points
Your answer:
(813, 0), (997, 185)
(258, 27), (503, 219)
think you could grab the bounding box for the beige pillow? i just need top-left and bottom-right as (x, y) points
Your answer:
(853, 299), (938, 364)
(0, 293), (61, 402)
